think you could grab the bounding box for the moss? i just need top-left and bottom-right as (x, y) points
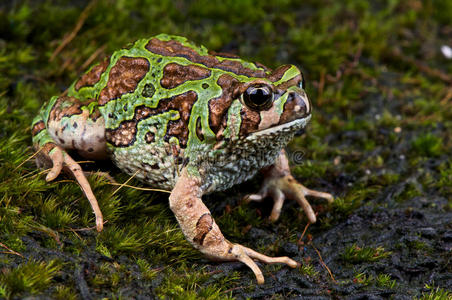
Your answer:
(329, 185), (379, 220)
(342, 244), (391, 263)
(352, 272), (396, 289)
(299, 262), (319, 278)
(39, 197), (76, 229)
(352, 272), (373, 286)
(0, 260), (62, 298)
(411, 133), (443, 157)
(136, 258), (159, 281)
(155, 264), (238, 299)
(416, 286), (452, 300)
(375, 273), (396, 289)
(394, 182), (423, 202)
(406, 239), (433, 253)
(53, 285), (78, 300)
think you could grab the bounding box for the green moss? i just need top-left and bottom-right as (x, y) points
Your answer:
(299, 262), (319, 278)
(416, 286), (452, 300)
(88, 262), (125, 291)
(394, 182), (422, 202)
(352, 272), (396, 289)
(53, 285), (78, 300)
(0, 260), (62, 298)
(40, 197), (76, 229)
(136, 258), (159, 281)
(375, 273), (396, 289)
(353, 272), (373, 286)
(342, 244), (391, 263)
(436, 162), (452, 203)
(155, 264), (238, 299)
(411, 133), (443, 157)
(217, 205), (263, 240)
(406, 239), (433, 253)
(330, 185), (379, 219)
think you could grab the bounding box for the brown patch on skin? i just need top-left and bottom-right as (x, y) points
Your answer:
(165, 91), (198, 147)
(239, 106), (261, 135)
(49, 96), (84, 123)
(171, 144), (180, 157)
(145, 38), (267, 77)
(279, 92), (309, 125)
(196, 117), (204, 141)
(254, 61), (268, 70)
(266, 65), (292, 83)
(193, 213), (214, 245)
(34, 142), (57, 156)
(275, 74), (302, 92)
(208, 74), (239, 134)
(75, 57), (110, 91)
(89, 108), (102, 121)
(161, 63), (211, 89)
(208, 50), (240, 59)
(145, 132), (155, 143)
(32, 121), (45, 136)
(105, 120), (136, 147)
(186, 199), (194, 208)
(42, 142), (57, 154)
(98, 56), (149, 105)
(107, 91), (198, 148)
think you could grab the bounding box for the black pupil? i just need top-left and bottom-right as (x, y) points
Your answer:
(250, 88), (270, 105)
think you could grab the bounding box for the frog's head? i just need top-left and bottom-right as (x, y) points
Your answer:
(233, 64), (311, 140)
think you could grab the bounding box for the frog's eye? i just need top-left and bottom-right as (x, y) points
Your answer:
(243, 84), (273, 110)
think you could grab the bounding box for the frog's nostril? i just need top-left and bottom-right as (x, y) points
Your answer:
(287, 92), (310, 117)
(279, 92), (311, 124)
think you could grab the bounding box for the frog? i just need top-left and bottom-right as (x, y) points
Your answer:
(31, 34), (333, 284)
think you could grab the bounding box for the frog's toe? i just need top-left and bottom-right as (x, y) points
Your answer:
(301, 185), (334, 204)
(249, 175), (334, 223)
(243, 185), (288, 222)
(243, 193), (265, 203)
(268, 189), (285, 222)
(38, 143), (104, 231)
(282, 175), (334, 223)
(45, 146), (64, 182)
(230, 243), (298, 284)
(62, 154), (104, 231)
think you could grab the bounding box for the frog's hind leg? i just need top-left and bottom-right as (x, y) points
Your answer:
(32, 96), (106, 231)
(169, 168), (298, 284)
(244, 149), (333, 223)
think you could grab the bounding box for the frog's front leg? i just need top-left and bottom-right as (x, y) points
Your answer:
(32, 96), (107, 231)
(245, 150), (333, 223)
(169, 168), (297, 284)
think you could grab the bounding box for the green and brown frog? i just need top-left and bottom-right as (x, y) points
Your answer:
(32, 34), (333, 284)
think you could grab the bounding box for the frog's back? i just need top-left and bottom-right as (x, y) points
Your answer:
(67, 34), (275, 190)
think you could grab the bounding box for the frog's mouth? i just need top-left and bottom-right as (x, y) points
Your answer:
(246, 115), (311, 140)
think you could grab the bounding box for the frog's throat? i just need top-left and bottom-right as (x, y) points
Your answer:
(246, 115), (311, 140)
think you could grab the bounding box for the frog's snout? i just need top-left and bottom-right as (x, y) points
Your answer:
(290, 90), (311, 117)
(280, 89), (311, 124)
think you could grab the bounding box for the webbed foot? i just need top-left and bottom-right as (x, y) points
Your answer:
(245, 174), (333, 223)
(244, 150), (333, 223)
